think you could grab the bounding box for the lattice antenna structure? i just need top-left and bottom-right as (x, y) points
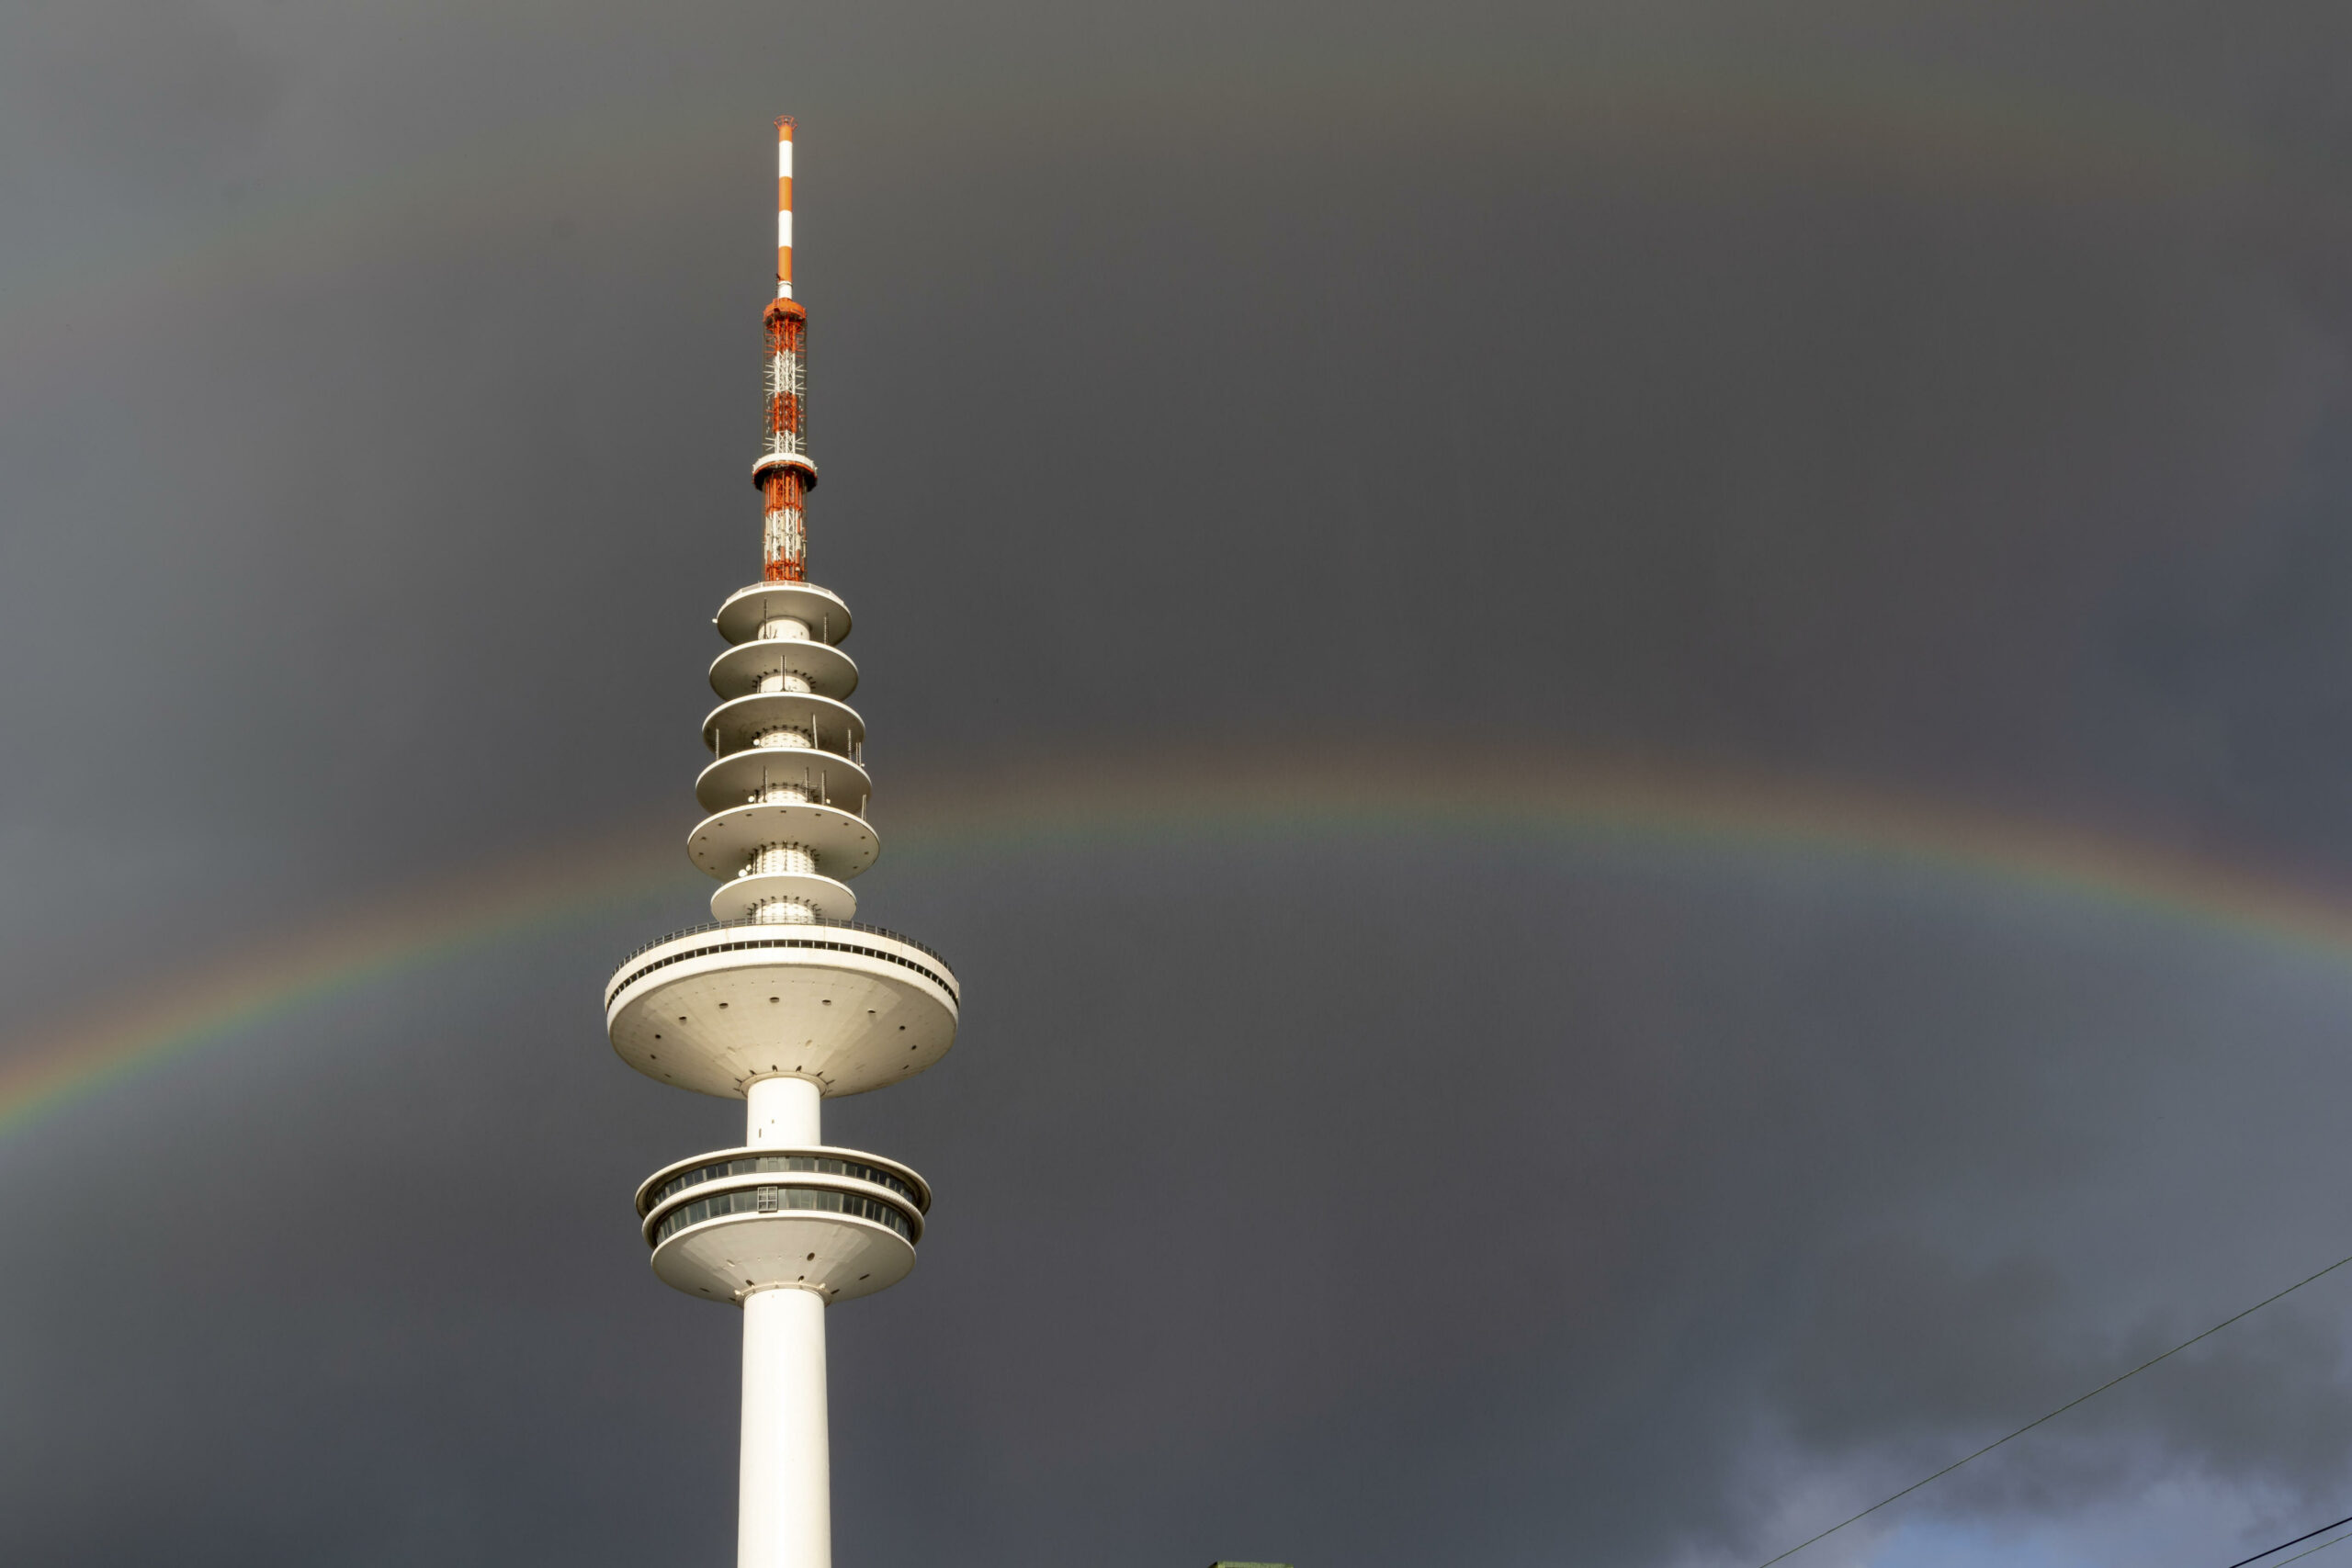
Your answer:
(756, 118), (812, 583)
(601, 119), (960, 1568)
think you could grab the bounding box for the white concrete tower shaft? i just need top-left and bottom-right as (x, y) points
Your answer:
(741, 1286), (831, 1568)
(741, 1072), (828, 1568)
(747, 1074), (822, 1146)
(603, 118), (959, 1568)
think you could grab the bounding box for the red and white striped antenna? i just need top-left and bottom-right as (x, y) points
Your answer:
(775, 116), (795, 299)
(755, 117), (813, 582)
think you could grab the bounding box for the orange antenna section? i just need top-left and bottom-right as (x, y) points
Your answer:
(753, 118), (814, 583)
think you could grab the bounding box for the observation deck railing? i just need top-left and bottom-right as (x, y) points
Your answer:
(616, 917), (954, 973)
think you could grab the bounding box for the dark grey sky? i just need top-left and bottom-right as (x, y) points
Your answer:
(9, 4), (2352, 1565)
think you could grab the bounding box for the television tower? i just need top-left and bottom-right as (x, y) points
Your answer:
(603, 118), (959, 1568)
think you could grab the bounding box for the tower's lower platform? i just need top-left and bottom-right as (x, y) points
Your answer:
(636, 1145), (928, 1304)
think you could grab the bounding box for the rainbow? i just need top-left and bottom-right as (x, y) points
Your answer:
(7, 747), (2352, 1144)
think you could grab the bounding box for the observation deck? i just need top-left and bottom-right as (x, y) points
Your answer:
(714, 581), (850, 645)
(709, 868), (857, 924)
(703, 691), (865, 756)
(709, 637), (858, 702)
(605, 919), (959, 1099)
(635, 1145), (929, 1303)
(689, 802), (878, 882)
(695, 747), (870, 817)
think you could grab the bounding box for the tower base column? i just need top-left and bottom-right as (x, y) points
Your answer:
(740, 1285), (831, 1568)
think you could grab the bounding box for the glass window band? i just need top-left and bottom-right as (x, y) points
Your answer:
(650, 1155), (922, 1210)
(650, 1184), (918, 1248)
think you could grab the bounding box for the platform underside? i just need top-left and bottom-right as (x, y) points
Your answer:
(709, 870), (855, 923)
(695, 749), (872, 816)
(708, 637), (858, 701)
(689, 801), (879, 881)
(607, 935), (957, 1098)
(651, 1211), (914, 1303)
(714, 581), (851, 646)
(703, 690), (865, 753)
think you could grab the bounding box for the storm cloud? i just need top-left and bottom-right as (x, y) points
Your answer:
(8, 4), (2352, 1565)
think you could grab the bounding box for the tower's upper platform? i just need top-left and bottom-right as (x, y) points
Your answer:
(605, 920), (959, 1100)
(715, 581), (850, 646)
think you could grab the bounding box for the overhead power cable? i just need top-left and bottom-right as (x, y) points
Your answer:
(2269, 1525), (2352, 1567)
(1752, 1247), (2352, 1568)
(2222, 1515), (2352, 1568)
